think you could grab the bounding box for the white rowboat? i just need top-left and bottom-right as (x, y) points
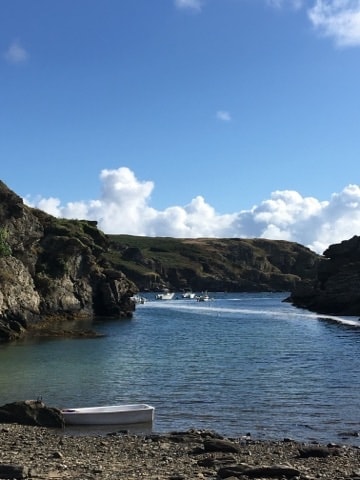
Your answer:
(61, 404), (155, 425)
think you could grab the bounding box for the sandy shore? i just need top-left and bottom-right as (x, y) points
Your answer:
(1, 423), (360, 479)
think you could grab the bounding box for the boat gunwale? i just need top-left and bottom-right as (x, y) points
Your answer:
(61, 404), (154, 415)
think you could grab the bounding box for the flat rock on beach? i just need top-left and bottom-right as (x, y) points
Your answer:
(1, 424), (360, 479)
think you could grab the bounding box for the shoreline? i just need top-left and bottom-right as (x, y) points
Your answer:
(1, 424), (360, 479)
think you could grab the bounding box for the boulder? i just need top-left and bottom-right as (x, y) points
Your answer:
(0, 400), (64, 428)
(0, 464), (30, 479)
(298, 445), (340, 458)
(203, 438), (240, 453)
(217, 464), (301, 479)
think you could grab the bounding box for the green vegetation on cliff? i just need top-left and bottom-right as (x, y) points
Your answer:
(105, 234), (321, 293)
(0, 228), (11, 257)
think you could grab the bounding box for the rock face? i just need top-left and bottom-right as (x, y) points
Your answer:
(0, 181), (137, 342)
(288, 235), (360, 315)
(108, 235), (321, 293)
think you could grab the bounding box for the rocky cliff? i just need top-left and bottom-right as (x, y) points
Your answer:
(106, 235), (321, 293)
(287, 235), (360, 315)
(0, 181), (137, 342)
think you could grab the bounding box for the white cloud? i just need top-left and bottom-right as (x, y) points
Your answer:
(308, 0), (360, 46)
(4, 40), (29, 64)
(24, 166), (360, 255)
(265, 0), (360, 47)
(175, 0), (203, 11)
(33, 197), (62, 216)
(216, 110), (232, 122)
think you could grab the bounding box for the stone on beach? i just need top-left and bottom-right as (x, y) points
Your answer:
(1, 424), (360, 479)
(0, 400), (64, 428)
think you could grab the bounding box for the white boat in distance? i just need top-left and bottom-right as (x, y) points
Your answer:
(182, 291), (196, 299)
(155, 291), (175, 300)
(131, 295), (147, 304)
(196, 293), (210, 302)
(61, 404), (155, 426)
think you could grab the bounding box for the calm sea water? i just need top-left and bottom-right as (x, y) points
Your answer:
(1, 292), (360, 444)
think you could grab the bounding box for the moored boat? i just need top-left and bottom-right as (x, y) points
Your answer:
(61, 404), (155, 425)
(131, 295), (147, 304)
(181, 291), (196, 299)
(196, 293), (211, 302)
(155, 291), (175, 300)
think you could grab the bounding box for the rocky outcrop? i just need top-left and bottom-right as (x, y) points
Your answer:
(0, 256), (40, 340)
(287, 235), (360, 315)
(0, 181), (137, 342)
(108, 235), (321, 292)
(0, 400), (64, 427)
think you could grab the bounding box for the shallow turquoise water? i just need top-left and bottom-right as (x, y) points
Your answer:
(1, 292), (360, 444)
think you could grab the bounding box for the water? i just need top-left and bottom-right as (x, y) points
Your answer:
(1, 292), (360, 444)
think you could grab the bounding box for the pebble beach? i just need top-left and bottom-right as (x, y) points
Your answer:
(1, 424), (360, 480)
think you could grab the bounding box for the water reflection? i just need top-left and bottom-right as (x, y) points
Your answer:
(59, 421), (154, 437)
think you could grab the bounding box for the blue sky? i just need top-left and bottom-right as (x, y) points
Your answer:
(1, 0), (360, 253)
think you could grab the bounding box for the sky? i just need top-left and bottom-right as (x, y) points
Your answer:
(1, 0), (360, 254)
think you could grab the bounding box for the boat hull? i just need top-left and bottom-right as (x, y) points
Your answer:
(155, 292), (175, 300)
(182, 292), (196, 299)
(197, 295), (210, 302)
(61, 404), (155, 426)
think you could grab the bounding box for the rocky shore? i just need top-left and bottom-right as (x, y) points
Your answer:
(1, 424), (360, 480)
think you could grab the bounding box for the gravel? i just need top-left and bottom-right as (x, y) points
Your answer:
(1, 423), (360, 479)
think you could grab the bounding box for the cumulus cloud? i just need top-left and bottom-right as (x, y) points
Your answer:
(308, 0), (360, 46)
(216, 110), (232, 122)
(174, 0), (203, 11)
(266, 0), (360, 47)
(24, 166), (360, 255)
(4, 40), (29, 64)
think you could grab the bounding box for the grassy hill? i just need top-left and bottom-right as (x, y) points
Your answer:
(104, 235), (320, 293)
